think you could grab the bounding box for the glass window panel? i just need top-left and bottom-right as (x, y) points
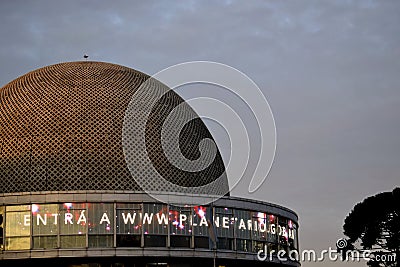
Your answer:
(88, 203), (113, 235)
(88, 235), (113, 248)
(116, 235), (141, 247)
(60, 235), (86, 248)
(0, 206), (4, 250)
(236, 239), (251, 252)
(192, 206), (208, 236)
(170, 235), (190, 247)
(5, 211), (31, 237)
(6, 205), (30, 212)
(32, 204), (59, 236)
(61, 203), (86, 210)
(267, 214), (277, 243)
(215, 207), (234, 238)
(144, 235), (166, 247)
(288, 221), (298, 250)
(116, 204), (142, 235)
(5, 237), (30, 250)
(59, 203), (87, 235)
(169, 205), (191, 236)
(278, 217), (289, 253)
(194, 236), (209, 249)
(142, 204), (167, 235)
(215, 207), (234, 215)
(217, 237), (233, 250)
(252, 212), (268, 240)
(267, 242), (278, 254)
(253, 240), (265, 253)
(217, 237), (234, 250)
(33, 236), (58, 249)
(116, 203), (140, 209)
(234, 209), (251, 239)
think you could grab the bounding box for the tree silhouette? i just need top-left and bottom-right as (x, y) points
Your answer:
(343, 187), (400, 267)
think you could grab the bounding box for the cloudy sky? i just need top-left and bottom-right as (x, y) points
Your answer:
(1, 1), (399, 266)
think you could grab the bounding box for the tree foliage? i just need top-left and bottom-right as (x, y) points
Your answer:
(343, 187), (400, 267)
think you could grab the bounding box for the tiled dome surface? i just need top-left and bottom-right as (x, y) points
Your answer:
(0, 61), (228, 194)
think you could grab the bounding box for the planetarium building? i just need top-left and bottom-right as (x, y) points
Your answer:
(0, 62), (299, 267)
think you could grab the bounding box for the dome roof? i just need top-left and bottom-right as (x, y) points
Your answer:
(0, 61), (228, 194)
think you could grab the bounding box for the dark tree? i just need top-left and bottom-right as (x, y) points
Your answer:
(343, 187), (400, 267)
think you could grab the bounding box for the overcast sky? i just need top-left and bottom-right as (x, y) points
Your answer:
(1, 1), (399, 266)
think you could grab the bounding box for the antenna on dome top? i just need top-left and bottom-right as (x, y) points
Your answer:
(83, 54), (89, 60)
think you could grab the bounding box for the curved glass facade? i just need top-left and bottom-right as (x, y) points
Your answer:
(0, 202), (298, 254)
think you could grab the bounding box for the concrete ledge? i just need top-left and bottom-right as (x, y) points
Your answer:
(0, 247), (299, 267)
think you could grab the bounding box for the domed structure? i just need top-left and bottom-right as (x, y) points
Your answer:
(0, 62), (299, 267)
(0, 61), (227, 194)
